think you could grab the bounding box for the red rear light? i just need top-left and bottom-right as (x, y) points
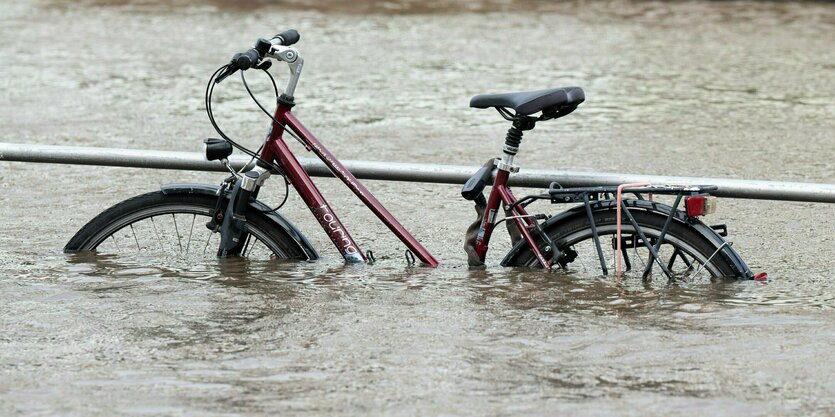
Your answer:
(685, 194), (717, 217)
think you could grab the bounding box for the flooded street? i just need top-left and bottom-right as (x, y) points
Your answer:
(1, 0), (834, 415)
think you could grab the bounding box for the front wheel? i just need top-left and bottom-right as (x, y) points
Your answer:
(504, 208), (742, 280)
(65, 190), (313, 260)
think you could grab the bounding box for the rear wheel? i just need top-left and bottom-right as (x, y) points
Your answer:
(65, 191), (310, 260)
(507, 209), (737, 279)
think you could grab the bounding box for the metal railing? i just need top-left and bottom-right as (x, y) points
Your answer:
(2, 142), (834, 203)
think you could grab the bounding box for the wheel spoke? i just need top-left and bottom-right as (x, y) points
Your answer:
(172, 213), (183, 253)
(130, 224), (140, 252)
(185, 214), (196, 255)
(203, 230), (213, 256)
(572, 245), (590, 273)
(667, 247), (680, 270)
(242, 233), (253, 256)
(632, 243), (646, 272)
(150, 216), (164, 252)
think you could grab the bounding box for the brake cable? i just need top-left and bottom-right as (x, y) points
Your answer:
(205, 65), (290, 213)
(239, 69), (308, 148)
(239, 69), (296, 213)
(205, 65), (275, 168)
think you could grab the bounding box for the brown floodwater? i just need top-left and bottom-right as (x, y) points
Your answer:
(1, 0), (834, 415)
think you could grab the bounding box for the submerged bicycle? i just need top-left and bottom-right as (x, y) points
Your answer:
(64, 30), (755, 281)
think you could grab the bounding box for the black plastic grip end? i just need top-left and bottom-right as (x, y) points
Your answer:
(274, 29), (300, 46)
(234, 48), (261, 70)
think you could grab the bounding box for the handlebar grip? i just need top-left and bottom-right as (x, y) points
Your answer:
(234, 48), (261, 70)
(272, 29), (300, 46)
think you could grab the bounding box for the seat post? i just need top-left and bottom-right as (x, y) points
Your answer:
(499, 118), (536, 172)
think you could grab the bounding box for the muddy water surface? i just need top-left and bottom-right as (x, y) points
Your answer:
(1, 1), (834, 416)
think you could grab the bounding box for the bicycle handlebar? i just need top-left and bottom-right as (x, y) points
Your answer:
(272, 29), (300, 46)
(216, 29), (300, 83)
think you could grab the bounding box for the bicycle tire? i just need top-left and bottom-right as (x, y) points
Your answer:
(64, 190), (310, 260)
(505, 208), (738, 279)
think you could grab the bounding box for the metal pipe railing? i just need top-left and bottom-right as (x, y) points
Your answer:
(1, 142), (834, 203)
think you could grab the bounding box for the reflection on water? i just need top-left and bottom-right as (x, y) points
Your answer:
(2, 0), (835, 415)
(8, 252), (830, 414)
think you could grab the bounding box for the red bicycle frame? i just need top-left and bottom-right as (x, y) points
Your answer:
(472, 169), (555, 271)
(258, 102), (439, 266)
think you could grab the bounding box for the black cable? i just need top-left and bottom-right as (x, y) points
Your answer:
(240, 70), (306, 147)
(206, 65), (298, 213)
(206, 67), (261, 161)
(240, 70), (282, 129)
(204, 65), (282, 172)
(257, 177), (290, 213)
(237, 69), (293, 212)
(262, 67), (279, 98)
(206, 68), (260, 160)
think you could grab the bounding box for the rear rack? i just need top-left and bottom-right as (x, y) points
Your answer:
(510, 183), (729, 281)
(508, 183), (717, 211)
(548, 183), (717, 204)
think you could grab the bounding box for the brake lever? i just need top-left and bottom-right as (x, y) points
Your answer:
(214, 63), (237, 85)
(254, 60), (272, 71)
(215, 53), (271, 85)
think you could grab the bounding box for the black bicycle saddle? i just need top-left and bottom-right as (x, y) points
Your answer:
(469, 87), (585, 116)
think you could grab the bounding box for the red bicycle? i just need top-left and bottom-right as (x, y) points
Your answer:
(65, 30), (754, 281)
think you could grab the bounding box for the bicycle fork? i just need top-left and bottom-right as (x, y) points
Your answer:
(216, 166), (271, 257)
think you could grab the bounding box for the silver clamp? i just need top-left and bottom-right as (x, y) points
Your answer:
(240, 166), (272, 192)
(271, 47), (299, 63)
(495, 158), (520, 173)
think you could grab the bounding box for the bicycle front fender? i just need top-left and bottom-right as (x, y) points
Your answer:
(500, 198), (753, 279)
(160, 183), (318, 260)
